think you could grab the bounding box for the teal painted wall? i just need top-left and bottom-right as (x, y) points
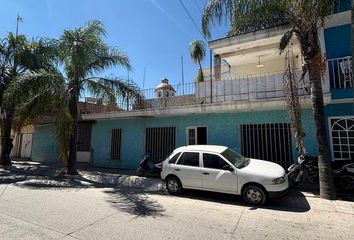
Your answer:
(31, 124), (59, 164)
(90, 109), (317, 169)
(31, 109), (317, 169)
(324, 24), (352, 99)
(325, 103), (354, 160)
(91, 118), (146, 169)
(333, 0), (352, 13)
(324, 24), (351, 59)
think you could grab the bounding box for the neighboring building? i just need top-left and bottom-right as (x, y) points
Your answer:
(30, 1), (352, 169)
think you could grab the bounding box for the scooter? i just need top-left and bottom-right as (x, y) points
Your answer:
(136, 152), (163, 177)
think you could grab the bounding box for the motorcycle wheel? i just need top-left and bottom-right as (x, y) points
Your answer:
(136, 167), (146, 177)
(335, 174), (354, 191)
(287, 171), (301, 188)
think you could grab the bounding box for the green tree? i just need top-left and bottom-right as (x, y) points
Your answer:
(202, 0), (337, 199)
(189, 40), (206, 82)
(11, 20), (140, 174)
(0, 32), (57, 166)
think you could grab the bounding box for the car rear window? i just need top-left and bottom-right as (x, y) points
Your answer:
(168, 152), (181, 164)
(177, 152), (199, 167)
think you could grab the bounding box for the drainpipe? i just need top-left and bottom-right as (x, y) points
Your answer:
(210, 50), (213, 103)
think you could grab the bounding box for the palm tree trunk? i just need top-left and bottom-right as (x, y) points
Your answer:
(198, 59), (204, 82)
(0, 110), (14, 166)
(307, 61), (336, 200)
(67, 85), (79, 175)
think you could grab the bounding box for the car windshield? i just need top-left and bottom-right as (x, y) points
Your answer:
(221, 148), (250, 169)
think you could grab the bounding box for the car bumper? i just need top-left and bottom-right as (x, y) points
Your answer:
(268, 188), (289, 198)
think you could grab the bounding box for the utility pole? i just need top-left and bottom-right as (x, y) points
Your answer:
(16, 15), (23, 37)
(210, 50), (213, 103)
(143, 67), (146, 89)
(181, 56), (184, 95)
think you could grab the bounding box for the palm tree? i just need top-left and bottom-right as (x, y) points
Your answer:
(189, 40), (206, 82)
(13, 20), (140, 174)
(0, 33), (57, 166)
(202, 0), (337, 199)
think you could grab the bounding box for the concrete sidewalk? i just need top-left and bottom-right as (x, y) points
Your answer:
(2, 160), (354, 214)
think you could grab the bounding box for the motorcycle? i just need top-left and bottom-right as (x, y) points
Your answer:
(287, 154), (319, 187)
(333, 163), (354, 191)
(287, 154), (354, 190)
(136, 152), (163, 177)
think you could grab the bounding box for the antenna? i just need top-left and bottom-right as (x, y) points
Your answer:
(142, 67), (146, 89)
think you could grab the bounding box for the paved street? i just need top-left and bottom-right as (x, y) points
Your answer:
(1, 164), (354, 240)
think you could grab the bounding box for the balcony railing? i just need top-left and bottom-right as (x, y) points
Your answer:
(328, 56), (352, 90)
(197, 69), (309, 103)
(81, 70), (310, 114)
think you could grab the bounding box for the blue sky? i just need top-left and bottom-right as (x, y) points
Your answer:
(0, 0), (228, 90)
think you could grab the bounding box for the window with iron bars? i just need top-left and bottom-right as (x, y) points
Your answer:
(145, 127), (176, 162)
(110, 129), (122, 160)
(240, 123), (293, 169)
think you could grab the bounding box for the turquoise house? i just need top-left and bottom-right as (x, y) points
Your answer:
(31, 1), (352, 169)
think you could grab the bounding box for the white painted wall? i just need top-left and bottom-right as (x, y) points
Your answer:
(197, 69), (311, 103)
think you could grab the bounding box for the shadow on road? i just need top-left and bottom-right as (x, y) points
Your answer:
(0, 166), (167, 218)
(103, 188), (167, 218)
(171, 189), (311, 213)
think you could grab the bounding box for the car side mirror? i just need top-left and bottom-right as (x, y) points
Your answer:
(223, 165), (234, 172)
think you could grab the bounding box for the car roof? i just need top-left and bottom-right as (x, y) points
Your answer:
(173, 145), (228, 154)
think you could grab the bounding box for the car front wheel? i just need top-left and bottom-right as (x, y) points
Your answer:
(166, 176), (182, 194)
(242, 185), (267, 205)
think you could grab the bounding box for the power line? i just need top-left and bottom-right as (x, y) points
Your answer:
(177, 0), (206, 41)
(177, 0), (214, 103)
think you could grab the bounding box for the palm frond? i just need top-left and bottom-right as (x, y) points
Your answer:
(279, 29), (295, 53)
(189, 40), (206, 65)
(84, 77), (142, 106)
(85, 47), (131, 76)
(202, 0), (236, 38)
(228, 0), (289, 36)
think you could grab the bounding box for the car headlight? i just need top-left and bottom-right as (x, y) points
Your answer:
(272, 177), (286, 185)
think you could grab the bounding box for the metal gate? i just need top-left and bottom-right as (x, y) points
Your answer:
(240, 123), (293, 168)
(145, 127), (176, 161)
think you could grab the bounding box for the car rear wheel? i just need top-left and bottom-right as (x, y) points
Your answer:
(166, 176), (182, 194)
(242, 185), (267, 205)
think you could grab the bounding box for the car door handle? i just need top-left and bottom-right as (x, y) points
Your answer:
(174, 168), (180, 171)
(203, 172), (210, 175)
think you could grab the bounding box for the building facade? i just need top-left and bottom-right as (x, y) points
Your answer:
(30, 1), (352, 169)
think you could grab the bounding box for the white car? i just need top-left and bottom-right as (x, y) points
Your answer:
(161, 145), (288, 205)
